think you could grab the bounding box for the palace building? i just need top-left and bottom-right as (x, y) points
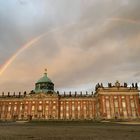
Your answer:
(0, 71), (140, 121)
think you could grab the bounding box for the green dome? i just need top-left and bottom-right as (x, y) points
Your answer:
(36, 73), (52, 84)
(34, 70), (54, 93)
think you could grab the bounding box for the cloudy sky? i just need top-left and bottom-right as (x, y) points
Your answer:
(0, 0), (140, 93)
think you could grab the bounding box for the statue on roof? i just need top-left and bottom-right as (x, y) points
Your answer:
(124, 82), (127, 87)
(115, 80), (120, 87)
(135, 83), (138, 89)
(108, 83), (112, 87)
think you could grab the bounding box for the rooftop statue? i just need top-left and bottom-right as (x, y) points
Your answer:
(115, 80), (120, 87)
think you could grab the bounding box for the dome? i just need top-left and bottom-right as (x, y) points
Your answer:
(36, 73), (52, 84)
(34, 70), (54, 93)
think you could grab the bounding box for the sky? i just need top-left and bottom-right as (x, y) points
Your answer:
(0, 0), (140, 93)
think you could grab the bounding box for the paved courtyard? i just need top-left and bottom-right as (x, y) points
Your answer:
(0, 121), (140, 140)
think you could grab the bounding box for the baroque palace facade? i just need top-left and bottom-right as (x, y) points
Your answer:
(0, 71), (140, 121)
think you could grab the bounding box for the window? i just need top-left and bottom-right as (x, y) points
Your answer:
(114, 100), (118, 107)
(114, 96), (117, 99)
(46, 106), (48, 111)
(53, 106), (56, 110)
(106, 100), (110, 108)
(121, 96), (125, 99)
(60, 106), (63, 111)
(8, 106), (11, 111)
(60, 113), (63, 118)
(123, 110), (127, 117)
(25, 105), (28, 110)
(52, 111), (56, 116)
(114, 107), (119, 112)
(14, 106), (17, 111)
(83, 106), (86, 110)
(131, 100), (135, 108)
(38, 105), (42, 110)
(20, 106), (22, 111)
(72, 106), (75, 111)
(2, 106), (5, 111)
(78, 106), (80, 111)
(89, 105), (92, 110)
(32, 106), (35, 111)
(66, 113), (69, 117)
(66, 106), (69, 111)
(122, 101), (126, 108)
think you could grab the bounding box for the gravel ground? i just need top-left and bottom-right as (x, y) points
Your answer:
(0, 122), (140, 140)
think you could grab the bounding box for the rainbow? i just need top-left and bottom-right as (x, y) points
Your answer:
(0, 22), (77, 76)
(0, 33), (46, 76)
(1, 18), (137, 76)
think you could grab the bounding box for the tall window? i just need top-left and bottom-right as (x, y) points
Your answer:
(66, 113), (69, 118)
(14, 106), (17, 111)
(20, 106), (22, 111)
(38, 105), (42, 111)
(114, 100), (118, 107)
(114, 100), (119, 113)
(106, 100), (111, 118)
(66, 106), (69, 111)
(60, 106), (63, 111)
(8, 106), (11, 112)
(2, 106), (5, 111)
(83, 106), (86, 110)
(106, 100), (110, 109)
(122, 101), (126, 108)
(78, 106), (80, 111)
(60, 113), (63, 119)
(131, 100), (135, 108)
(72, 106), (75, 111)
(32, 106), (35, 111)
(25, 105), (28, 110)
(46, 106), (48, 111)
(53, 106), (56, 110)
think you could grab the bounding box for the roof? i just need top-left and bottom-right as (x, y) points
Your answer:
(36, 73), (53, 84)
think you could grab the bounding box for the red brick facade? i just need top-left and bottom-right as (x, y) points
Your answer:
(0, 93), (96, 121)
(0, 82), (139, 121)
(95, 82), (140, 120)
